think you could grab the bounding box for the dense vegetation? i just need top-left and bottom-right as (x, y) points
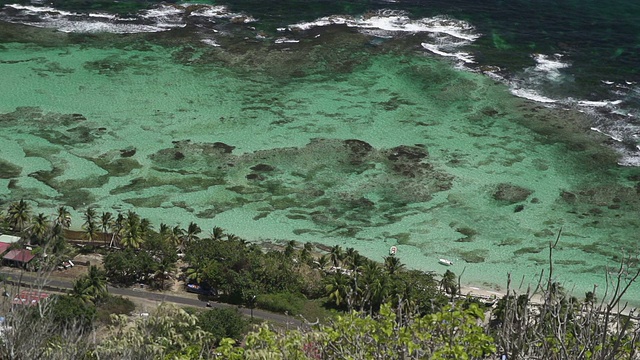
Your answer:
(0, 200), (639, 359)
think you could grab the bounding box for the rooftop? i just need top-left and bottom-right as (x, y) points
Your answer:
(11, 291), (49, 306)
(0, 235), (20, 244)
(0, 243), (11, 255)
(3, 249), (35, 264)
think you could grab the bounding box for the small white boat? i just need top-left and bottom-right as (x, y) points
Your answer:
(389, 246), (397, 256)
(439, 258), (454, 266)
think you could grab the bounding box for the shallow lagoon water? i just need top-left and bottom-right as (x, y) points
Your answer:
(1, 20), (640, 304)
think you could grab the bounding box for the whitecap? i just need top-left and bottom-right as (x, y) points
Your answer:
(140, 4), (185, 29)
(274, 37), (300, 44)
(289, 11), (479, 42)
(5, 3), (73, 16)
(421, 43), (474, 64)
(578, 99), (623, 107)
(289, 15), (351, 31)
(140, 5), (184, 19)
(531, 53), (570, 81)
(1, 3), (255, 33)
(509, 88), (558, 103)
(201, 38), (221, 47)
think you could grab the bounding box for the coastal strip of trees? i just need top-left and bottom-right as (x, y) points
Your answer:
(0, 200), (639, 359)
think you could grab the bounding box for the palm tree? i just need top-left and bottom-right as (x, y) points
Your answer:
(71, 266), (108, 304)
(49, 223), (66, 254)
(360, 260), (389, 312)
(330, 245), (344, 268)
(29, 213), (49, 246)
(284, 240), (296, 258)
(226, 233), (240, 242)
(121, 211), (143, 249)
(300, 242), (314, 264)
(440, 269), (458, 296)
(152, 259), (177, 290)
(315, 254), (330, 270)
(183, 222), (201, 245)
(185, 266), (205, 285)
(172, 225), (185, 252)
(82, 207), (98, 243)
(7, 199), (31, 233)
(139, 218), (152, 239)
(325, 272), (351, 309)
(210, 226), (225, 241)
(100, 212), (113, 247)
(71, 277), (93, 304)
(384, 256), (405, 275)
(344, 248), (365, 271)
(109, 212), (125, 248)
(54, 206), (71, 229)
(85, 265), (108, 301)
(160, 223), (184, 251)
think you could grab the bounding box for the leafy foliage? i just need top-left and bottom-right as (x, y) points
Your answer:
(196, 307), (249, 344)
(95, 303), (215, 359)
(255, 292), (306, 315)
(103, 248), (156, 286)
(49, 295), (96, 330)
(95, 295), (136, 324)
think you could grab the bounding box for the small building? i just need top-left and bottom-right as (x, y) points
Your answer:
(3, 249), (35, 268)
(0, 243), (11, 257)
(11, 290), (49, 307)
(0, 235), (20, 244)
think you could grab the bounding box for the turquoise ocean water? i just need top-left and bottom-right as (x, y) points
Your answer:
(1, 0), (640, 303)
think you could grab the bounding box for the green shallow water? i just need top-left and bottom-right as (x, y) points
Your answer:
(2, 30), (640, 304)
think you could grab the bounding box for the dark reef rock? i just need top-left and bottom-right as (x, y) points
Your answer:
(120, 148), (137, 158)
(344, 139), (374, 166)
(345, 139), (374, 155)
(0, 159), (21, 179)
(514, 204), (525, 213)
(560, 191), (577, 203)
(250, 163), (275, 172)
(174, 151), (185, 160)
(492, 183), (532, 204)
(246, 173), (264, 181)
(387, 145), (428, 161)
(212, 142), (235, 154)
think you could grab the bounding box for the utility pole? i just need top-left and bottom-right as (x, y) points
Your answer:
(250, 295), (256, 320)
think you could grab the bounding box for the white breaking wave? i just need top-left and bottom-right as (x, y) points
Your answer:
(201, 38), (221, 47)
(578, 99), (623, 107)
(0, 3), (254, 34)
(509, 88), (558, 103)
(531, 53), (570, 81)
(187, 4), (256, 23)
(274, 37), (300, 44)
(289, 11), (479, 41)
(421, 43), (475, 64)
(289, 10), (480, 65)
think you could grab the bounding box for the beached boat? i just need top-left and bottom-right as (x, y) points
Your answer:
(439, 258), (453, 266)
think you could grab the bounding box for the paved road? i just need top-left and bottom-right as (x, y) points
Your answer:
(0, 269), (303, 327)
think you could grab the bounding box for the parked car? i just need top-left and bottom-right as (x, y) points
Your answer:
(185, 283), (216, 296)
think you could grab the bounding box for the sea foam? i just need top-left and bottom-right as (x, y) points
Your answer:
(0, 3), (253, 34)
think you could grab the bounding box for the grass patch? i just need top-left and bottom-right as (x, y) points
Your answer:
(299, 298), (336, 323)
(96, 295), (136, 324)
(256, 292), (305, 315)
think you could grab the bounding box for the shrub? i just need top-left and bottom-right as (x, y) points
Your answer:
(197, 308), (248, 344)
(49, 295), (96, 330)
(96, 295), (135, 324)
(255, 292), (305, 315)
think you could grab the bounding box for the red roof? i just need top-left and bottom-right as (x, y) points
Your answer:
(12, 290), (49, 306)
(3, 249), (35, 263)
(0, 242), (11, 255)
